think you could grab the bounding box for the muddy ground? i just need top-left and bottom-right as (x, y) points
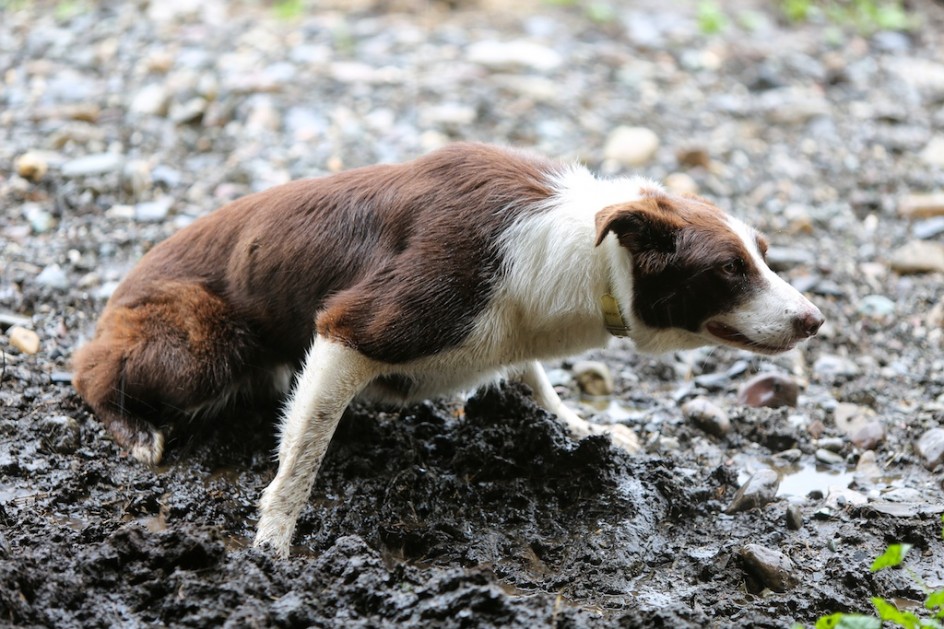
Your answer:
(2, 0), (944, 627)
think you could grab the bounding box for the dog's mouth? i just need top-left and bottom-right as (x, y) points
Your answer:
(705, 321), (796, 354)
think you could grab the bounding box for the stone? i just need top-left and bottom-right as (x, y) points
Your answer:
(857, 295), (895, 318)
(15, 152), (48, 181)
(899, 193), (944, 219)
(739, 544), (798, 592)
(737, 373), (799, 408)
(134, 197), (174, 222)
(129, 84), (170, 116)
(676, 147), (711, 168)
(0, 311), (31, 329)
(785, 505), (803, 531)
(35, 264), (69, 291)
(61, 153), (124, 177)
(572, 361), (613, 397)
(663, 172), (698, 195)
(23, 203), (55, 234)
(681, 396), (730, 436)
(915, 428), (944, 469)
(815, 448), (844, 465)
(813, 355), (860, 378)
(466, 40), (562, 72)
(603, 126), (660, 167)
(850, 422), (886, 451)
(725, 468), (779, 514)
(170, 97), (207, 124)
(913, 216), (944, 240)
(39, 415), (81, 454)
(889, 240), (944, 274)
(833, 403), (873, 437)
(765, 247), (815, 272)
(8, 326), (40, 354)
(922, 136), (944, 168)
(824, 486), (868, 509)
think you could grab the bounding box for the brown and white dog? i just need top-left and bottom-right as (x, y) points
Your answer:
(72, 143), (823, 557)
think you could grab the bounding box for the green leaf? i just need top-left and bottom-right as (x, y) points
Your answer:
(815, 613), (881, 629)
(926, 590), (944, 613)
(872, 597), (921, 629)
(871, 543), (913, 572)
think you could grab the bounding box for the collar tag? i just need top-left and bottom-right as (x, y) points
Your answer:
(600, 293), (631, 337)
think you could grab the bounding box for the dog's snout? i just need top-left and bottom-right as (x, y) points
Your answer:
(793, 308), (824, 338)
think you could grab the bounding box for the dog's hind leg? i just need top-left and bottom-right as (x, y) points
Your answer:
(515, 361), (640, 452)
(72, 281), (258, 465)
(254, 335), (379, 558)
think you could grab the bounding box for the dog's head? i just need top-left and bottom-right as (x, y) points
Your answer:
(595, 190), (823, 354)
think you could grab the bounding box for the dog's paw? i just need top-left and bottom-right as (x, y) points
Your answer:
(596, 423), (640, 453)
(253, 516), (293, 559)
(129, 428), (165, 466)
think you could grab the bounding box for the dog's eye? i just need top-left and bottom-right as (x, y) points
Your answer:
(721, 258), (744, 275)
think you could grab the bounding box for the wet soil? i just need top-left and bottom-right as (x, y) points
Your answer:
(3, 0), (944, 627)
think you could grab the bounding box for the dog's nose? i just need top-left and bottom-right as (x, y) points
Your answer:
(793, 308), (824, 338)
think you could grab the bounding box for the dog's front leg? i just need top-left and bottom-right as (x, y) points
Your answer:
(516, 361), (640, 452)
(254, 335), (377, 558)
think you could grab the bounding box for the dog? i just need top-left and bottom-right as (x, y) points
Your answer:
(72, 142), (823, 557)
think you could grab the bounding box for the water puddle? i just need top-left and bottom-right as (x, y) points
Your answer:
(773, 461), (855, 499)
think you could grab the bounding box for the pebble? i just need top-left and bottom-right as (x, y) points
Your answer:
(815, 448), (844, 465)
(39, 415), (81, 455)
(739, 544), (798, 592)
(764, 247), (815, 272)
(889, 240), (944, 274)
(913, 216), (944, 240)
(15, 152), (49, 181)
(135, 197), (174, 222)
(35, 264), (69, 290)
(169, 97), (207, 124)
(466, 40), (562, 72)
(856, 295), (895, 318)
(61, 153), (124, 177)
(23, 203), (55, 234)
(603, 126), (660, 167)
(785, 505), (803, 531)
(572, 360), (613, 397)
(129, 84), (170, 117)
(833, 403), (872, 436)
(725, 467), (780, 514)
(915, 428), (944, 469)
(899, 193), (944, 219)
(817, 437), (845, 453)
(813, 355), (860, 379)
(737, 373), (799, 408)
(663, 172), (698, 195)
(8, 326), (41, 354)
(681, 396), (730, 436)
(921, 136), (944, 167)
(850, 422), (886, 451)
(854, 450), (882, 484)
(824, 487), (868, 509)
(0, 311), (31, 329)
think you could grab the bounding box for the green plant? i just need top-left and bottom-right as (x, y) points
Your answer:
(697, 0), (728, 35)
(797, 517), (944, 629)
(273, 0), (304, 21)
(779, 0), (914, 33)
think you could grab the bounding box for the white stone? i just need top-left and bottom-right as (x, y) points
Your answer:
(603, 126), (660, 167)
(466, 40), (562, 72)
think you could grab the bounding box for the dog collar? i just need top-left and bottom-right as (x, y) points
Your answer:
(600, 292), (631, 337)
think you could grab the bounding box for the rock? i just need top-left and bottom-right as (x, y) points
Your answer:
(765, 247), (815, 272)
(169, 97), (207, 124)
(922, 136), (944, 168)
(817, 437), (844, 452)
(833, 403), (873, 436)
(15, 152), (49, 181)
(815, 448), (844, 465)
(663, 172), (698, 195)
(603, 126), (660, 167)
(129, 84), (170, 116)
(466, 40), (562, 72)
(889, 240), (944, 274)
(854, 450), (882, 484)
(913, 216), (944, 240)
(813, 355), (860, 379)
(61, 153), (124, 177)
(36, 264), (69, 290)
(0, 311), (31, 329)
(39, 415), (81, 454)
(899, 193), (944, 219)
(8, 326), (40, 354)
(572, 360), (613, 397)
(785, 505), (803, 531)
(915, 428), (944, 469)
(850, 422), (886, 451)
(758, 87), (830, 124)
(676, 147), (711, 169)
(725, 468), (779, 514)
(857, 295), (895, 318)
(737, 373), (799, 408)
(134, 197), (174, 222)
(681, 396), (730, 436)
(23, 203), (55, 234)
(739, 544), (798, 592)
(824, 486), (868, 509)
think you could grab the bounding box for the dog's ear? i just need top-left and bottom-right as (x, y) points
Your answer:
(594, 198), (684, 252)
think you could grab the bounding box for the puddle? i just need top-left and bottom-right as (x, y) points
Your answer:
(773, 462), (855, 499)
